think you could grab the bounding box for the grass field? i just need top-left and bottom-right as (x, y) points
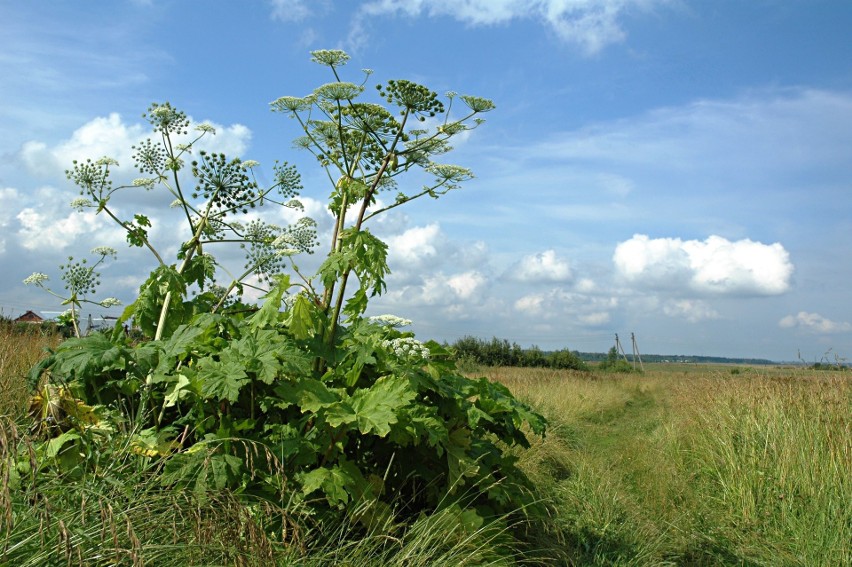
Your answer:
(0, 324), (58, 417)
(494, 364), (851, 566)
(1, 329), (849, 565)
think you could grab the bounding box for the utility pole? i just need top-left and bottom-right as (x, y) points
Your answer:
(631, 332), (644, 372)
(614, 334), (630, 363)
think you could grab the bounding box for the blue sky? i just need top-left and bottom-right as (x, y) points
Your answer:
(2, 0), (851, 361)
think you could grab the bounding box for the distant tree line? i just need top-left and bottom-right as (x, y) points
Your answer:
(447, 336), (589, 371)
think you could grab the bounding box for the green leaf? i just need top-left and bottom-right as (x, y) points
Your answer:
(46, 430), (81, 458)
(299, 460), (365, 506)
(228, 329), (282, 384)
(163, 373), (193, 407)
(339, 228), (389, 297)
(197, 357), (249, 402)
(317, 250), (352, 290)
(445, 427), (480, 490)
(160, 322), (206, 360)
(249, 274), (290, 330)
(323, 401), (357, 428)
(350, 375), (416, 437)
(288, 294), (315, 339)
(343, 287), (368, 319)
(50, 333), (128, 380)
(131, 265), (188, 338)
(209, 453), (244, 490)
(274, 377), (339, 413)
(184, 253), (216, 288)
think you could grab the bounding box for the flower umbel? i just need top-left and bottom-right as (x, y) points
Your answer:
(70, 197), (93, 211)
(132, 178), (157, 190)
(382, 337), (430, 361)
(23, 272), (49, 286)
(369, 314), (412, 327)
(91, 246), (118, 258)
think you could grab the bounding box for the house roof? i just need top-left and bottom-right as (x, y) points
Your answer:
(13, 310), (44, 323)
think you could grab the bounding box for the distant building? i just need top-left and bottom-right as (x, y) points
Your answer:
(13, 310), (44, 324)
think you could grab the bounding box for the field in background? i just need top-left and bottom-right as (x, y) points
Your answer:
(0, 324), (58, 417)
(488, 364), (851, 566)
(1, 328), (849, 565)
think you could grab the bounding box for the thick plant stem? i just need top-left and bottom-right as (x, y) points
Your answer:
(152, 206), (212, 341)
(324, 112), (409, 352)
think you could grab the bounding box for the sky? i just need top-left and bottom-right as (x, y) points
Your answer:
(2, 0), (851, 362)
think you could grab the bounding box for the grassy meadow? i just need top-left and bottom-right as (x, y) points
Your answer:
(1, 327), (849, 565)
(496, 364), (851, 566)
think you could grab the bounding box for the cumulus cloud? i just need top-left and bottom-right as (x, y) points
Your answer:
(447, 271), (487, 300)
(0, 187), (21, 254)
(387, 223), (442, 266)
(662, 299), (720, 322)
(15, 188), (128, 252)
(614, 234), (793, 296)
(20, 113), (146, 178)
(779, 312), (852, 334)
(513, 287), (617, 325)
(19, 113), (252, 182)
(384, 222), (488, 280)
(354, 0), (666, 54)
(505, 249), (572, 283)
(381, 269), (490, 311)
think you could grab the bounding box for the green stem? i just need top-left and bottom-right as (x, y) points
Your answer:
(325, 112), (410, 350)
(153, 199), (215, 341)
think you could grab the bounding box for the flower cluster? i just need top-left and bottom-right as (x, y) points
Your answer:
(91, 246), (118, 258)
(369, 314), (412, 327)
(23, 272), (49, 286)
(70, 197), (93, 211)
(132, 178), (157, 190)
(99, 297), (122, 308)
(382, 337), (430, 361)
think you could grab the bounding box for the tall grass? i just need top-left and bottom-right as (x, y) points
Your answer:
(0, 323), (59, 417)
(669, 372), (850, 565)
(493, 366), (851, 566)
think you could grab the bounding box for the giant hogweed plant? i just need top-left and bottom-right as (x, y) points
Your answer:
(24, 50), (546, 529)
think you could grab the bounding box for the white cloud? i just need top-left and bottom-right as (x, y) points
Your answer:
(575, 278), (597, 292)
(19, 113), (252, 181)
(20, 113), (146, 178)
(381, 270), (490, 313)
(530, 89), (852, 176)
(269, 0), (315, 21)
(614, 234), (793, 296)
(779, 312), (852, 334)
(578, 311), (611, 325)
(355, 0), (666, 54)
(513, 287), (617, 324)
(0, 188), (21, 254)
(447, 271), (487, 299)
(505, 249), (573, 283)
(387, 223), (441, 264)
(662, 299), (720, 322)
(16, 193), (127, 253)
